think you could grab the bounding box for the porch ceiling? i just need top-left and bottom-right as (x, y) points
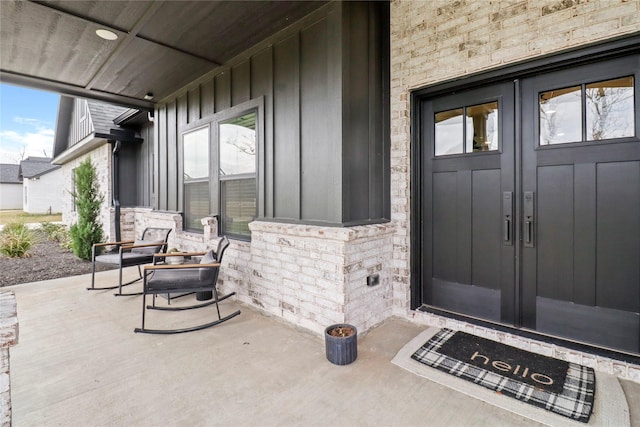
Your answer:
(0, 0), (326, 110)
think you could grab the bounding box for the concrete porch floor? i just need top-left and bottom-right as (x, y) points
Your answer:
(6, 268), (640, 426)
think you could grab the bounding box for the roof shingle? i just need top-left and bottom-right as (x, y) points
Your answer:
(0, 164), (21, 184)
(86, 100), (129, 135)
(19, 157), (60, 179)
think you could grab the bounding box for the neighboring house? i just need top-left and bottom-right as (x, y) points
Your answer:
(52, 97), (153, 240)
(18, 157), (62, 214)
(0, 164), (22, 210)
(6, 1), (640, 379)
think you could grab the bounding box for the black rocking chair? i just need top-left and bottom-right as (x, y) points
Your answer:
(88, 227), (172, 296)
(134, 236), (241, 334)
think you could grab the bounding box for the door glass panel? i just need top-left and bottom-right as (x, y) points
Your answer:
(586, 76), (635, 141)
(539, 86), (582, 145)
(435, 109), (464, 155)
(466, 102), (499, 152)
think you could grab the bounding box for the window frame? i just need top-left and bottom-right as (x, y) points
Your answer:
(537, 75), (636, 147)
(179, 97), (264, 239)
(217, 110), (259, 240)
(182, 125), (210, 232)
(434, 100), (501, 157)
(530, 56), (640, 152)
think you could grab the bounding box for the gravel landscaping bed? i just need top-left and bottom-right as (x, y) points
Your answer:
(0, 232), (115, 287)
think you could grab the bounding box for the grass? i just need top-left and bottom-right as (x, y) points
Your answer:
(0, 210), (62, 225)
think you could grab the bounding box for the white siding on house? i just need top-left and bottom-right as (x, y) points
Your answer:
(23, 168), (64, 214)
(0, 184), (22, 210)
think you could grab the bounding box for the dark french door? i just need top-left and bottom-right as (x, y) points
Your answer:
(421, 82), (517, 325)
(420, 54), (640, 354)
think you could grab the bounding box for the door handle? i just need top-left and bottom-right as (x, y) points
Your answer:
(524, 191), (535, 248)
(504, 218), (511, 242)
(525, 219), (532, 244)
(503, 192), (513, 246)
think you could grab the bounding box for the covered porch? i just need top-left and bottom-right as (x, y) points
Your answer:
(8, 268), (629, 426)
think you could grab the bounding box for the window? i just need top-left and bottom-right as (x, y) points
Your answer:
(181, 99), (261, 239)
(435, 101), (499, 156)
(183, 127), (209, 232)
(539, 76), (635, 145)
(219, 111), (257, 239)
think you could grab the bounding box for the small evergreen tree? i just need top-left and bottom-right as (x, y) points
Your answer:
(69, 158), (104, 260)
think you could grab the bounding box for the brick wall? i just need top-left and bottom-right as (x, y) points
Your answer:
(119, 207), (220, 252)
(121, 209), (396, 335)
(389, 0), (640, 380)
(248, 221), (396, 334)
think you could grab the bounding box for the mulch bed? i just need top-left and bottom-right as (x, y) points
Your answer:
(0, 233), (115, 287)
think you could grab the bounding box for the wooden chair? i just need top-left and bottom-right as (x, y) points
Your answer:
(134, 236), (240, 334)
(88, 227), (172, 296)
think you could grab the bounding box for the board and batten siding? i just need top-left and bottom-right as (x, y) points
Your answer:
(68, 99), (93, 148)
(119, 121), (154, 208)
(153, 1), (389, 227)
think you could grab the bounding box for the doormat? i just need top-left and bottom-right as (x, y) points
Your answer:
(411, 328), (595, 423)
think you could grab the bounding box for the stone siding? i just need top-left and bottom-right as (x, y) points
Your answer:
(0, 292), (18, 427)
(389, 0), (640, 381)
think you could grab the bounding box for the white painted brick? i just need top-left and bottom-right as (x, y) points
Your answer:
(597, 359), (614, 375)
(572, 19), (621, 40)
(613, 362), (629, 378)
(622, 10), (640, 27)
(586, 2), (638, 25)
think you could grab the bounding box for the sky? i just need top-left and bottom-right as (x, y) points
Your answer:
(0, 83), (60, 165)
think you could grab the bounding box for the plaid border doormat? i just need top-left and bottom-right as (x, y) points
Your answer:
(411, 328), (596, 423)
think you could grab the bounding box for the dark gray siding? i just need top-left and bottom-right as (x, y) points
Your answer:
(154, 1), (390, 226)
(120, 121), (155, 207)
(273, 34), (302, 220)
(342, 1), (390, 224)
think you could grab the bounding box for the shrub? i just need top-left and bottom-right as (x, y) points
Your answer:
(0, 222), (34, 258)
(40, 221), (72, 249)
(69, 158), (104, 260)
(2, 222), (27, 234)
(40, 221), (64, 240)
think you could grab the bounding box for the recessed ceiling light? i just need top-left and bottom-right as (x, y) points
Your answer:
(144, 92), (154, 100)
(96, 29), (118, 41)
